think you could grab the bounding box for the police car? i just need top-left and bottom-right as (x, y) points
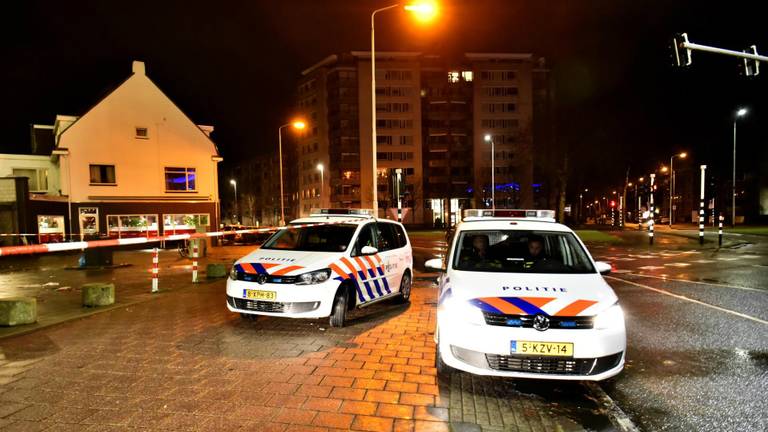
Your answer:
(226, 209), (413, 327)
(426, 209), (625, 381)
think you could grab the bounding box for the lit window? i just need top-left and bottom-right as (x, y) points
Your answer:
(135, 127), (148, 138)
(164, 167), (196, 192)
(448, 71), (460, 83)
(461, 71), (473, 82)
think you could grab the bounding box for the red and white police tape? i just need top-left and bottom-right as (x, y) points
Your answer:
(0, 218), (364, 257)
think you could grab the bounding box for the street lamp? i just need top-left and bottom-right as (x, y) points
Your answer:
(370, 1), (438, 215)
(316, 163), (324, 206)
(278, 120), (306, 226)
(484, 134), (495, 210)
(229, 179), (238, 224)
(732, 107), (748, 227)
(668, 151), (687, 227)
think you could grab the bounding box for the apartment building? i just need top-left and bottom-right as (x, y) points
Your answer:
(292, 51), (539, 226)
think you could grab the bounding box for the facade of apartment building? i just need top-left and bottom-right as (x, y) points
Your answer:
(293, 52), (539, 226)
(0, 60), (222, 244)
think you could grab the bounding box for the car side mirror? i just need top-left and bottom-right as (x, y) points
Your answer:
(425, 258), (446, 272)
(361, 246), (378, 255)
(595, 261), (612, 275)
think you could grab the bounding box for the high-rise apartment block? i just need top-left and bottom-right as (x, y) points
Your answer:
(293, 52), (543, 226)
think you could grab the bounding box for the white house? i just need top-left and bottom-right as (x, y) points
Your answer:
(1, 60), (223, 243)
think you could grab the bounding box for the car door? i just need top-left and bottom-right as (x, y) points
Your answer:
(349, 223), (386, 302)
(375, 222), (403, 294)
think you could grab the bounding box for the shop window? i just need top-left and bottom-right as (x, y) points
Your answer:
(163, 213), (210, 235)
(107, 214), (158, 239)
(37, 215), (65, 243)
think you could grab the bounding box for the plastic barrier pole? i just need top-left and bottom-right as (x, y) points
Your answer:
(192, 242), (199, 283)
(152, 247), (159, 293)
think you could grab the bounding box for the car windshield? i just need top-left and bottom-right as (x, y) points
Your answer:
(261, 224), (356, 252)
(452, 230), (595, 274)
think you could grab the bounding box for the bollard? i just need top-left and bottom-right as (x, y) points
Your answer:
(152, 247), (159, 293)
(192, 242), (199, 283)
(718, 214), (724, 247)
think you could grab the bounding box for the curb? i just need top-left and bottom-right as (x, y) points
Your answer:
(584, 381), (641, 432)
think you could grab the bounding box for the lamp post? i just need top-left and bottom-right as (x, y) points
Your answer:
(229, 179), (238, 224)
(370, 1), (437, 216)
(732, 107), (747, 227)
(484, 134), (495, 210)
(316, 163), (324, 206)
(278, 120), (306, 226)
(669, 152), (687, 227)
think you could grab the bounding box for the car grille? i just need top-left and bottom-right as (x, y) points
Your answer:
(236, 272), (298, 284)
(230, 297), (285, 313)
(486, 352), (622, 375)
(227, 296), (320, 314)
(482, 312), (594, 329)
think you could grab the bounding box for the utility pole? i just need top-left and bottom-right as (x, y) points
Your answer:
(699, 165), (707, 245)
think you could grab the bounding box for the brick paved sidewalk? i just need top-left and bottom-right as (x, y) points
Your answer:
(0, 277), (614, 431)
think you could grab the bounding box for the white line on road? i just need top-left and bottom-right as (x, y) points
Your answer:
(623, 273), (765, 293)
(584, 382), (640, 432)
(606, 275), (768, 325)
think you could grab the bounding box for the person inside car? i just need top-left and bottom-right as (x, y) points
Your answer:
(460, 234), (502, 270)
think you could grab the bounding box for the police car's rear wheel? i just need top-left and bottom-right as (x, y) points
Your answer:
(329, 288), (348, 328)
(395, 271), (411, 304)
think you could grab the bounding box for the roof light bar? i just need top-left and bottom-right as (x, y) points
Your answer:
(310, 208), (375, 217)
(462, 209), (556, 221)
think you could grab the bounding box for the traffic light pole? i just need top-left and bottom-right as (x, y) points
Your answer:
(673, 33), (767, 74)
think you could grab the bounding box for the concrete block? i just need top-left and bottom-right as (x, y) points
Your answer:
(0, 297), (37, 326)
(82, 282), (115, 307)
(206, 263), (227, 278)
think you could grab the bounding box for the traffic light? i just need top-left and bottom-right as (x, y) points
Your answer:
(609, 200), (616, 208)
(743, 45), (760, 76)
(672, 33), (692, 67)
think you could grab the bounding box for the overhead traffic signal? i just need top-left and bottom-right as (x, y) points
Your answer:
(672, 33), (692, 67)
(609, 200), (617, 208)
(742, 45), (760, 76)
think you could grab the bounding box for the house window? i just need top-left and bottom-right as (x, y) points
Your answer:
(164, 167), (196, 192)
(89, 165), (116, 185)
(135, 127), (148, 139)
(163, 214), (210, 234)
(12, 168), (48, 192)
(106, 214), (159, 239)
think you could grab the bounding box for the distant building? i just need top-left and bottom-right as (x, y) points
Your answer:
(294, 52), (543, 226)
(0, 60), (222, 244)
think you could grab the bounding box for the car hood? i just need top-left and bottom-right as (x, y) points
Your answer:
(234, 249), (344, 276)
(443, 270), (618, 316)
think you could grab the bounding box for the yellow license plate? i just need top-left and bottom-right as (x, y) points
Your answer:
(245, 289), (276, 301)
(511, 341), (573, 357)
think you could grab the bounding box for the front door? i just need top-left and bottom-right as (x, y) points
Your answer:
(375, 222), (404, 292)
(79, 207), (99, 240)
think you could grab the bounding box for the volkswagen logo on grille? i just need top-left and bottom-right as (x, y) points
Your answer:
(257, 274), (268, 285)
(533, 314), (550, 331)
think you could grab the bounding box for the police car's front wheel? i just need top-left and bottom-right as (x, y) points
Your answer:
(394, 271), (411, 304)
(329, 288), (348, 328)
(435, 336), (452, 382)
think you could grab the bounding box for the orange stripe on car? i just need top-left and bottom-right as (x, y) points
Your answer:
(329, 263), (348, 278)
(272, 265), (304, 276)
(240, 263), (257, 274)
(353, 257), (370, 278)
(261, 263), (280, 270)
(478, 297), (526, 315)
(554, 299), (598, 316)
(339, 257), (359, 279)
(362, 256), (378, 272)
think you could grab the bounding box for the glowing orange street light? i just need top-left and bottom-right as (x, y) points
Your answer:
(292, 120), (306, 130)
(404, 1), (438, 22)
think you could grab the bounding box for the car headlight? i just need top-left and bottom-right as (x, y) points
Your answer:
(229, 265), (239, 280)
(296, 269), (332, 285)
(593, 303), (624, 330)
(440, 296), (485, 325)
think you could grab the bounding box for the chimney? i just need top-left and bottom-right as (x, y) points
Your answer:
(132, 60), (146, 75)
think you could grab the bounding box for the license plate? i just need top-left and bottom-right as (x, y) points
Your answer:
(510, 340), (573, 357)
(244, 289), (276, 301)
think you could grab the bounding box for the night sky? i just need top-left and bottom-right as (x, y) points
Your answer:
(2, 0), (765, 195)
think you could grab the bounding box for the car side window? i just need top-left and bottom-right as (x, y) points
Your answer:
(376, 222), (399, 252)
(352, 223), (378, 256)
(394, 224), (408, 248)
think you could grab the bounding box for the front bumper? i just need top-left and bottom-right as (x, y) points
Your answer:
(225, 278), (339, 318)
(437, 315), (626, 381)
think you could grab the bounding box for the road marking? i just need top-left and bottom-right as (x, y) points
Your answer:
(716, 257), (740, 261)
(637, 265), (664, 270)
(611, 269), (633, 274)
(664, 263), (691, 267)
(692, 259), (716, 264)
(622, 273), (765, 293)
(606, 275), (768, 325)
(584, 382), (640, 432)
